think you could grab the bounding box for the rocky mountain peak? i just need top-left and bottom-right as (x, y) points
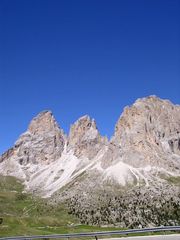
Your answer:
(110, 96), (180, 169)
(114, 96), (180, 140)
(69, 115), (97, 142)
(1, 111), (66, 167)
(0, 96), (179, 205)
(135, 95), (164, 104)
(28, 110), (59, 135)
(68, 115), (107, 159)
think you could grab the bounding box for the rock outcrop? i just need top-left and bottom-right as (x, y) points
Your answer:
(68, 115), (107, 159)
(0, 111), (66, 179)
(102, 96), (180, 172)
(0, 96), (180, 227)
(14, 110), (66, 165)
(67, 182), (180, 227)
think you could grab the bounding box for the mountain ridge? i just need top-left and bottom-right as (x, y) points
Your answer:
(0, 95), (180, 227)
(0, 95), (180, 192)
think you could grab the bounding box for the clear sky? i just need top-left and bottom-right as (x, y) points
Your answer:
(0, 0), (179, 154)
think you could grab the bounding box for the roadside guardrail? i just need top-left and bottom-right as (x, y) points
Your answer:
(0, 226), (180, 240)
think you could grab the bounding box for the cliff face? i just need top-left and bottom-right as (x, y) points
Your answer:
(114, 96), (180, 157)
(16, 111), (66, 165)
(3, 111), (66, 165)
(68, 115), (107, 159)
(101, 96), (180, 172)
(0, 96), (180, 227)
(0, 96), (179, 196)
(0, 111), (66, 180)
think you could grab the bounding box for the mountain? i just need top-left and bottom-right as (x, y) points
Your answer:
(0, 96), (180, 228)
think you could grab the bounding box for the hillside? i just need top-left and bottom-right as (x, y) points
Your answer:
(0, 96), (180, 228)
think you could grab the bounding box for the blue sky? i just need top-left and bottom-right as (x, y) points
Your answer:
(0, 0), (179, 154)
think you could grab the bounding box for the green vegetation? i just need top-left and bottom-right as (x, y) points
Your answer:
(166, 176), (180, 186)
(0, 175), (179, 238)
(0, 176), (119, 237)
(159, 173), (180, 186)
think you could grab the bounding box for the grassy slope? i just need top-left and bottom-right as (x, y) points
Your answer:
(0, 176), (179, 238)
(166, 176), (180, 185)
(0, 176), (119, 237)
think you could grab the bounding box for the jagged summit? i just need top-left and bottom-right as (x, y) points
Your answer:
(0, 95), (179, 196)
(0, 110), (66, 170)
(114, 95), (180, 139)
(135, 95), (164, 103)
(32, 110), (52, 117)
(135, 95), (177, 106)
(68, 115), (107, 159)
(0, 95), (179, 228)
(69, 115), (97, 141)
(110, 95), (180, 169)
(76, 114), (94, 121)
(28, 110), (61, 135)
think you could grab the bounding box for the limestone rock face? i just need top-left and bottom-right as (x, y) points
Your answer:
(2, 111), (66, 166)
(28, 111), (61, 136)
(114, 96), (180, 150)
(102, 96), (180, 172)
(68, 115), (107, 159)
(0, 96), (180, 199)
(1, 96), (179, 228)
(0, 147), (15, 163)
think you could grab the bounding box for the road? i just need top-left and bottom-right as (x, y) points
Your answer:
(103, 235), (180, 240)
